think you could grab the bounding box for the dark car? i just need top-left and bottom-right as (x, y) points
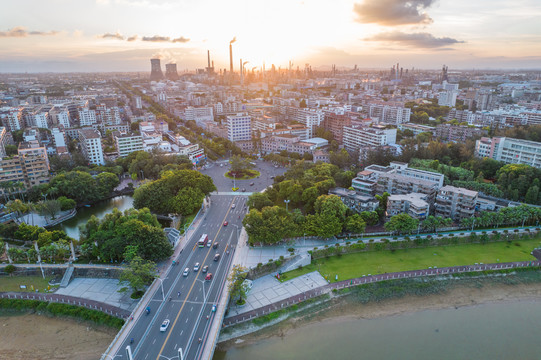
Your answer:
(250, 182), (254, 186)
(213, 242), (219, 249)
(214, 253), (221, 262)
(241, 188), (246, 192)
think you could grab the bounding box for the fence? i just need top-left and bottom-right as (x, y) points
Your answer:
(222, 260), (541, 327)
(0, 291), (129, 318)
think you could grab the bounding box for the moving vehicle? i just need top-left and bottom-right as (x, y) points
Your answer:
(146, 307), (151, 315)
(214, 253), (221, 262)
(183, 268), (189, 277)
(160, 319), (170, 332)
(207, 240), (212, 247)
(202, 265), (209, 273)
(194, 262), (200, 272)
(250, 182), (254, 186)
(241, 188), (246, 192)
(213, 242), (219, 249)
(198, 234), (209, 247)
(205, 273), (213, 281)
(211, 304), (217, 312)
(231, 204), (236, 209)
(223, 221), (228, 226)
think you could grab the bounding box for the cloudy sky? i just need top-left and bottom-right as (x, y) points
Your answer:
(1, 0), (540, 72)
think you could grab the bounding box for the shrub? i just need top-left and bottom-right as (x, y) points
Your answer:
(287, 247), (295, 252)
(279, 255), (284, 261)
(257, 263), (263, 268)
(268, 258), (273, 263)
(131, 290), (144, 299)
(4, 264), (16, 276)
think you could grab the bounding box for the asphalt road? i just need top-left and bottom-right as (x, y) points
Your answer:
(113, 194), (246, 360)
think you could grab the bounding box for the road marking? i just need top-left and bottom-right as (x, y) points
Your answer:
(145, 353), (149, 359)
(152, 338), (156, 345)
(190, 306), (193, 312)
(180, 330), (183, 336)
(185, 318), (189, 323)
(155, 197), (237, 360)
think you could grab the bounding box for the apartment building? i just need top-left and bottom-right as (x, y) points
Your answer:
(343, 125), (397, 153)
(376, 173), (439, 204)
(79, 129), (104, 165)
(114, 132), (144, 157)
(322, 112), (352, 143)
(2, 108), (24, 131)
(182, 106), (214, 122)
(50, 127), (68, 156)
(351, 170), (378, 196)
(397, 123), (435, 136)
(366, 103), (411, 125)
(96, 105), (122, 125)
(329, 187), (379, 213)
(17, 141), (50, 188)
(286, 107), (324, 137)
(388, 161), (444, 188)
(78, 108), (97, 126)
(0, 127), (7, 158)
(475, 136), (541, 169)
(435, 124), (487, 143)
(435, 185), (478, 222)
(386, 193), (430, 220)
(227, 113), (251, 142)
(49, 107), (71, 128)
(32, 111), (50, 129)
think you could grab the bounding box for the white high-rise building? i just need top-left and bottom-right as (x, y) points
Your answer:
(475, 136), (541, 169)
(227, 113), (252, 142)
(3, 108), (24, 131)
(50, 108), (71, 128)
(33, 111), (50, 129)
(438, 90), (458, 107)
(289, 108), (324, 137)
(114, 132), (144, 157)
(78, 108), (97, 126)
(79, 129), (104, 165)
(343, 125), (397, 152)
(135, 96), (142, 109)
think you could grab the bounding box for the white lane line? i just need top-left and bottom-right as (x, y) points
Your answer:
(152, 338), (156, 345)
(180, 330), (184, 336)
(185, 318), (189, 323)
(145, 353), (149, 359)
(190, 306), (194, 312)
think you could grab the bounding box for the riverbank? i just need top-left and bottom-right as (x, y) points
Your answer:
(0, 313), (115, 360)
(217, 274), (541, 351)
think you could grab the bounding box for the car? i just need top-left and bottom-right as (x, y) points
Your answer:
(223, 221), (228, 226)
(160, 319), (170, 332)
(205, 273), (213, 281)
(183, 268), (189, 277)
(207, 241), (212, 247)
(214, 253), (221, 262)
(213, 242), (219, 249)
(194, 263), (200, 272)
(211, 304), (217, 312)
(270, 176), (275, 179)
(220, 164), (223, 167)
(231, 204), (236, 209)
(241, 188), (246, 192)
(250, 182), (254, 186)
(202, 265), (209, 273)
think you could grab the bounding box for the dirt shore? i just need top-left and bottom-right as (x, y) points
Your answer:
(218, 281), (541, 350)
(0, 313), (116, 360)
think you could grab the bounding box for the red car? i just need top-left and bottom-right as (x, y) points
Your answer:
(223, 221), (228, 226)
(205, 273), (213, 281)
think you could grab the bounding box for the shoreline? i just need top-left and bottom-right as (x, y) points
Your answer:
(218, 280), (541, 351)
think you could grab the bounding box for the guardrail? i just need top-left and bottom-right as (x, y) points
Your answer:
(222, 260), (541, 327)
(0, 291), (129, 318)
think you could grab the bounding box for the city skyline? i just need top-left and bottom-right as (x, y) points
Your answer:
(1, 0), (541, 72)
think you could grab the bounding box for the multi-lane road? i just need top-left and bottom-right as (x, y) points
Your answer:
(112, 194), (247, 360)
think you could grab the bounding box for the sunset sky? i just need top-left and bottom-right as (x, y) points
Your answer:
(1, 0), (540, 72)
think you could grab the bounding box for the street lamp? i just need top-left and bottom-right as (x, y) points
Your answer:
(284, 199), (290, 212)
(155, 277), (165, 301)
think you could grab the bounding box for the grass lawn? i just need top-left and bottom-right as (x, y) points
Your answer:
(225, 169), (260, 180)
(281, 237), (541, 283)
(0, 276), (58, 292)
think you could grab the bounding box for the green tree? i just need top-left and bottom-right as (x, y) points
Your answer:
(4, 264), (16, 276)
(247, 193), (273, 211)
(228, 264), (249, 304)
(360, 211), (379, 226)
(384, 214), (419, 234)
(243, 206), (296, 245)
(525, 185), (539, 205)
(35, 200), (62, 220)
(344, 213), (366, 234)
(118, 255), (157, 295)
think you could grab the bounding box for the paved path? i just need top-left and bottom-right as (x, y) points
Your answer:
(0, 291), (130, 318)
(222, 260), (541, 327)
(227, 271), (327, 318)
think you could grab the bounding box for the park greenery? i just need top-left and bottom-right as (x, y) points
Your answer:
(118, 249), (157, 298)
(243, 162), (372, 244)
(79, 207), (172, 262)
(133, 169), (216, 215)
(228, 264), (249, 305)
(116, 150), (193, 180)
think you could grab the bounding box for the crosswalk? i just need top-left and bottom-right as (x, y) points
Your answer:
(215, 192), (253, 196)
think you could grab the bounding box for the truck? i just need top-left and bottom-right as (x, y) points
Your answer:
(198, 234), (209, 247)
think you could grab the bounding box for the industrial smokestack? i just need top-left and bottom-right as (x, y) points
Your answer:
(207, 50), (211, 68)
(240, 58), (243, 85)
(229, 37), (236, 73)
(150, 58), (164, 81)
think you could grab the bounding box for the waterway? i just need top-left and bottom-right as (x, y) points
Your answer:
(214, 300), (541, 360)
(54, 195), (134, 240)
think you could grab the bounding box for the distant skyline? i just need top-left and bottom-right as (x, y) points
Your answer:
(1, 0), (540, 72)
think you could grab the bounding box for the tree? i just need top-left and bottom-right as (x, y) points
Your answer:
(4, 264), (16, 276)
(384, 214), (419, 234)
(229, 155), (253, 174)
(35, 200), (62, 220)
(247, 193), (273, 211)
(228, 264), (249, 305)
(118, 255), (157, 295)
(360, 211), (379, 226)
(243, 206), (297, 245)
(525, 186), (539, 205)
(57, 196), (76, 211)
(344, 213), (366, 234)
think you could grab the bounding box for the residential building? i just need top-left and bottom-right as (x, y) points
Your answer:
(182, 106), (214, 122)
(287, 107), (324, 137)
(114, 132), (144, 157)
(313, 150), (330, 163)
(475, 137), (541, 169)
(388, 161), (444, 188)
(366, 103), (411, 125)
(227, 113), (251, 142)
(49, 107), (71, 128)
(343, 125), (397, 153)
(438, 90), (458, 107)
(435, 185), (478, 222)
(2, 108), (24, 131)
(322, 112), (352, 143)
(17, 141), (50, 188)
(329, 187), (379, 213)
(435, 124), (487, 142)
(386, 193), (430, 220)
(397, 123), (435, 136)
(50, 127), (68, 156)
(78, 108), (97, 126)
(351, 170), (378, 196)
(376, 172), (439, 204)
(79, 129), (104, 165)
(0, 127), (6, 158)
(32, 111), (50, 129)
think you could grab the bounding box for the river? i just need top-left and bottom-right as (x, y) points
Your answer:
(214, 300), (541, 360)
(55, 195), (134, 240)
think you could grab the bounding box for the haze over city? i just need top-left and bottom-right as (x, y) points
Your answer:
(1, 0), (541, 72)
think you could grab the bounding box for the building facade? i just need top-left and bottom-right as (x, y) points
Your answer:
(227, 113), (252, 142)
(435, 185), (478, 222)
(386, 193), (430, 220)
(475, 137), (541, 169)
(79, 129), (105, 165)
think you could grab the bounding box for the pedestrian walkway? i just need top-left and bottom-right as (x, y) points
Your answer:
(223, 260), (541, 327)
(55, 278), (137, 311)
(226, 271), (327, 318)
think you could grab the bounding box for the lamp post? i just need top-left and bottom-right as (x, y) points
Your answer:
(284, 199), (290, 212)
(156, 277), (165, 301)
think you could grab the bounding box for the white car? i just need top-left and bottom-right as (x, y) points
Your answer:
(160, 319), (170, 332)
(231, 204), (236, 209)
(194, 263), (200, 272)
(183, 268), (189, 277)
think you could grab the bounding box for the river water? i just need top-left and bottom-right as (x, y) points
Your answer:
(55, 196), (134, 240)
(214, 300), (541, 360)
